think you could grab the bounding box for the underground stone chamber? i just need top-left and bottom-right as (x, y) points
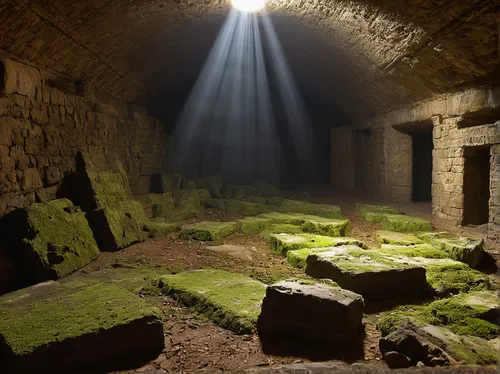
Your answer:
(0, 0), (498, 373)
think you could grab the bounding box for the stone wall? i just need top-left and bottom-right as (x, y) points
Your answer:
(330, 127), (356, 190)
(490, 145), (500, 242)
(0, 59), (167, 217)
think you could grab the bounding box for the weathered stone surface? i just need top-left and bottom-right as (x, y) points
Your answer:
(384, 351), (412, 369)
(376, 231), (424, 246)
(270, 233), (366, 256)
(137, 193), (175, 219)
(195, 174), (224, 197)
(86, 201), (148, 251)
(381, 215), (433, 232)
(259, 224), (304, 241)
(2, 60), (41, 98)
(416, 232), (484, 268)
(145, 218), (182, 238)
(238, 216), (274, 234)
(305, 247), (429, 301)
(154, 269), (266, 333)
(223, 199), (270, 216)
(358, 204), (399, 223)
(151, 173), (183, 194)
(254, 181), (284, 198)
(222, 184), (258, 198)
(0, 281), (164, 374)
(207, 244), (253, 261)
(257, 279), (364, 342)
(379, 244), (448, 259)
(180, 221), (237, 241)
(280, 199), (343, 219)
(258, 212), (350, 237)
(0, 199), (99, 283)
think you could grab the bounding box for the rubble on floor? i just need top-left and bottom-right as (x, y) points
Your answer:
(0, 281), (164, 374)
(257, 279), (364, 342)
(153, 269), (266, 333)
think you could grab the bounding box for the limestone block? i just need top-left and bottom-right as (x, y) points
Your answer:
(270, 233), (366, 256)
(376, 231), (423, 246)
(195, 174), (224, 197)
(306, 247), (429, 301)
(238, 217), (274, 234)
(0, 281), (164, 374)
(180, 221), (238, 241)
(280, 199), (343, 219)
(2, 60), (41, 98)
(0, 199), (100, 283)
(257, 279), (364, 342)
(145, 218), (182, 238)
(21, 168), (43, 191)
(358, 204), (398, 223)
(381, 214), (433, 232)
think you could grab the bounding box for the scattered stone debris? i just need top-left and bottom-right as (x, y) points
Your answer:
(257, 278), (364, 342)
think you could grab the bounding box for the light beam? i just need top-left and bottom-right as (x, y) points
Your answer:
(231, 0), (265, 13)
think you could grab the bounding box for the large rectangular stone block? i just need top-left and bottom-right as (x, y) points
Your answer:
(1, 59), (41, 98)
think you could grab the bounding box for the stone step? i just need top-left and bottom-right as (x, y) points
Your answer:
(257, 279), (364, 342)
(0, 281), (164, 374)
(376, 230), (424, 246)
(270, 233), (366, 256)
(416, 232), (484, 268)
(238, 217), (274, 234)
(305, 247), (429, 301)
(378, 243), (448, 259)
(280, 199), (343, 219)
(145, 218), (183, 238)
(180, 221), (238, 241)
(357, 204), (398, 223)
(381, 214), (433, 232)
(153, 269), (266, 334)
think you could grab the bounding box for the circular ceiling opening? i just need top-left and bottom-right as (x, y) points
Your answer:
(231, 0), (265, 12)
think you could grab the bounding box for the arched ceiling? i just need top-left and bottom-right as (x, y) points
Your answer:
(0, 0), (498, 124)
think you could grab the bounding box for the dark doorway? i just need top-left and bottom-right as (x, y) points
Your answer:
(463, 146), (491, 226)
(355, 129), (373, 191)
(412, 131), (433, 202)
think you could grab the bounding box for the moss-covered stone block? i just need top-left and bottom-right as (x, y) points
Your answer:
(417, 232), (484, 268)
(1, 199), (100, 283)
(254, 180), (284, 198)
(357, 204), (398, 223)
(182, 179), (196, 190)
(287, 247), (363, 270)
(153, 269), (266, 333)
(306, 247), (429, 301)
(224, 199), (270, 216)
(175, 189), (211, 205)
(205, 198), (226, 211)
(0, 281), (164, 373)
(145, 218), (183, 238)
(266, 196), (285, 207)
(270, 233), (367, 256)
(280, 199), (343, 219)
(87, 200), (148, 251)
(381, 214), (433, 232)
(379, 244), (448, 259)
(195, 174), (224, 197)
(238, 217), (274, 234)
(180, 221), (238, 241)
(137, 193), (176, 219)
(376, 231), (424, 246)
(259, 224), (303, 241)
(222, 184), (258, 198)
(154, 173), (183, 193)
(241, 196), (268, 205)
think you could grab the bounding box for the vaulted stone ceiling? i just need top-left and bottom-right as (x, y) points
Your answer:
(0, 0), (498, 124)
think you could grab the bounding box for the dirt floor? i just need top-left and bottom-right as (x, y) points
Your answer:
(72, 189), (498, 374)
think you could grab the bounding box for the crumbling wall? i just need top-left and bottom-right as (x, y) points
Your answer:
(490, 145), (500, 242)
(0, 59), (167, 216)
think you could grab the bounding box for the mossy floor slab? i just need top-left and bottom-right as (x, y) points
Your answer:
(0, 281), (164, 373)
(358, 204), (398, 223)
(287, 247), (363, 270)
(270, 233), (367, 256)
(279, 199), (343, 219)
(145, 218), (183, 238)
(376, 231), (424, 246)
(381, 214), (433, 232)
(153, 269), (266, 334)
(180, 221), (238, 241)
(260, 224), (303, 241)
(417, 232), (484, 268)
(378, 243), (448, 259)
(238, 217), (274, 234)
(305, 247), (429, 301)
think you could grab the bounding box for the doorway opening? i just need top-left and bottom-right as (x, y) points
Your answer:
(412, 131), (433, 202)
(355, 129), (373, 191)
(463, 146), (491, 226)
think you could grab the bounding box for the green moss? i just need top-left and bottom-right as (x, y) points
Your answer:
(145, 218), (183, 238)
(224, 199), (270, 216)
(270, 233), (367, 256)
(254, 181), (284, 198)
(376, 230), (424, 245)
(260, 224), (303, 241)
(182, 179), (196, 189)
(381, 214), (433, 232)
(205, 199), (226, 211)
(287, 247), (356, 270)
(240, 196), (268, 205)
(280, 199), (343, 219)
(238, 217), (274, 234)
(358, 204), (398, 223)
(86, 171), (131, 209)
(161, 173), (183, 192)
(13, 199), (100, 280)
(175, 189), (211, 205)
(180, 221), (238, 241)
(153, 269), (266, 334)
(222, 184), (258, 198)
(379, 244), (448, 259)
(417, 232), (484, 268)
(195, 174), (224, 197)
(301, 218), (350, 237)
(0, 282), (163, 356)
(266, 196), (285, 207)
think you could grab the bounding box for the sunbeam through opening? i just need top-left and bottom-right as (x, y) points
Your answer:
(231, 0), (266, 13)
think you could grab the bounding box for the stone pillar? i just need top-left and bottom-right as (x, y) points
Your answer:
(489, 144), (500, 242)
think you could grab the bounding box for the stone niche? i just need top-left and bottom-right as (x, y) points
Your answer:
(0, 58), (168, 217)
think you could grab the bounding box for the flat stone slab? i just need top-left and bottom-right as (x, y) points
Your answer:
(376, 231), (424, 246)
(0, 281), (164, 373)
(195, 174), (225, 197)
(270, 233), (366, 256)
(153, 269), (266, 333)
(260, 224), (303, 241)
(417, 232), (484, 268)
(222, 184), (259, 198)
(180, 221), (238, 241)
(145, 218), (182, 238)
(287, 246), (365, 270)
(224, 199), (270, 215)
(238, 217), (274, 234)
(379, 244), (448, 259)
(305, 247), (429, 301)
(136, 193), (175, 219)
(1, 199), (100, 283)
(207, 244), (254, 261)
(280, 199), (343, 219)
(381, 214), (433, 232)
(257, 279), (364, 342)
(358, 204), (398, 223)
